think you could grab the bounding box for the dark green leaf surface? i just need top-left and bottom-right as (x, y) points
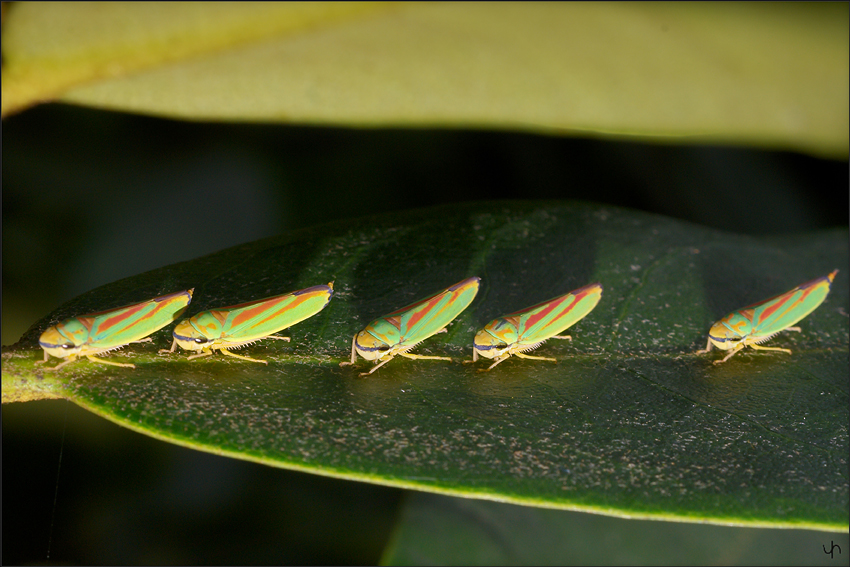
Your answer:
(3, 202), (847, 530)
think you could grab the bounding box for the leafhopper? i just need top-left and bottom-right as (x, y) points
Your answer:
(37, 289), (194, 371)
(163, 283), (333, 364)
(470, 282), (603, 371)
(696, 270), (838, 364)
(342, 277), (480, 376)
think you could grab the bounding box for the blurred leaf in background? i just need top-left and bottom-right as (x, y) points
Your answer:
(384, 493), (850, 566)
(3, 3), (847, 157)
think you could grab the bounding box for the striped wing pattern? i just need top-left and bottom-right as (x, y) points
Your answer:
(203, 285), (333, 341)
(84, 289), (192, 348)
(369, 277), (479, 346)
(510, 282), (603, 345)
(724, 271), (836, 338)
(395, 277), (480, 345)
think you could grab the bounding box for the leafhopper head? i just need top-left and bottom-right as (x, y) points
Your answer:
(171, 319), (212, 353)
(39, 322), (87, 359)
(353, 328), (393, 361)
(472, 326), (510, 360)
(706, 318), (749, 351)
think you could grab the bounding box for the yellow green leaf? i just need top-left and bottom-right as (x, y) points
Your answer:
(2, 3), (847, 157)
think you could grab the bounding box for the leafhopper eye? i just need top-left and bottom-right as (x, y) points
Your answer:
(194, 337), (209, 344)
(60, 343), (74, 350)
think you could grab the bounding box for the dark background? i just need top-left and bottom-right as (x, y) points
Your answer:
(3, 103), (848, 564)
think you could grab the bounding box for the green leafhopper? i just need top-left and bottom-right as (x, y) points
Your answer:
(342, 277), (480, 376)
(163, 283), (333, 364)
(37, 289), (194, 371)
(696, 270), (838, 364)
(470, 282), (603, 371)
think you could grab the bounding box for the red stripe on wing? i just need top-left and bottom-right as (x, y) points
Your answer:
(98, 302), (153, 332)
(517, 284), (600, 338)
(402, 294), (448, 332)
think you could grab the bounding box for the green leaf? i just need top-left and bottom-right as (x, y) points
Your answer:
(382, 492), (850, 566)
(2, 3), (847, 157)
(3, 202), (848, 531)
